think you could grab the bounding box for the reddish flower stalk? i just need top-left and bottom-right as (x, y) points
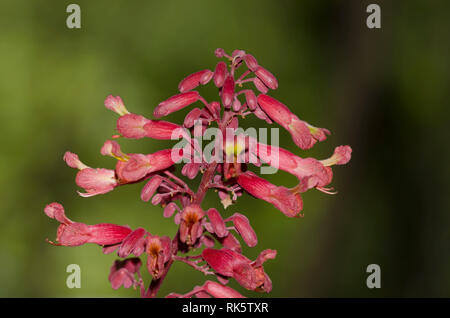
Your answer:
(44, 48), (352, 298)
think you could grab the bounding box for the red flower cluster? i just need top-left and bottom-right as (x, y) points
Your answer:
(45, 48), (351, 297)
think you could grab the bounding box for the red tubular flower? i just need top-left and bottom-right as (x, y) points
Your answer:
(207, 208), (228, 238)
(228, 213), (257, 247)
(117, 114), (182, 140)
(144, 120), (183, 140)
(257, 94), (330, 149)
(208, 101), (221, 118)
(146, 235), (172, 279)
(104, 95), (129, 116)
(45, 202), (132, 247)
(118, 149), (175, 183)
(140, 176), (164, 202)
(153, 91), (200, 118)
(117, 113), (150, 139)
(166, 281), (245, 298)
(253, 77), (269, 93)
(237, 171), (303, 217)
(215, 58), (230, 79)
(178, 70), (213, 93)
(255, 141), (331, 189)
(245, 90), (258, 110)
(254, 66), (278, 90)
(179, 204), (205, 245)
(202, 281), (245, 298)
(64, 151), (120, 197)
(213, 61), (227, 87)
(183, 108), (202, 128)
(221, 75), (235, 108)
(181, 162), (200, 179)
(202, 248), (275, 292)
(117, 228), (147, 258)
(108, 258), (142, 290)
(76, 168), (118, 197)
(243, 54), (258, 71)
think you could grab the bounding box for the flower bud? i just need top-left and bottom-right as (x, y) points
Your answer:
(243, 54), (258, 71)
(154, 91), (200, 118)
(232, 98), (242, 112)
(140, 176), (163, 202)
(213, 61), (227, 87)
(181, 162), (200, 179)
(163, 202), (178, 218)
(118, 228), (147, 258)
(255, 66), (278, 90)
(229, 213), (257, 247)
(183, 108), (202, 128)
(221, 75), (235, 108)
(215, 48), (225, 58)
(245, 90), (257, 110)
(203, 281), (245, 298)
(207, 208), (228, 238)
(108, 258), (141, 290)
(178, 70), (213, 93)
(253, 77), (269, 93)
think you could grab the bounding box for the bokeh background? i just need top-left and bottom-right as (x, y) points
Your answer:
(1, 0), (449, 297)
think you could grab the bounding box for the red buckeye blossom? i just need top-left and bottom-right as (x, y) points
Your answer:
(108, 258), (143, 290)
(118, 149), (175, 183)
(146, 235), (172, 279)
(243, 54), (258, 71)
(206, 208), (228, 238)
(45, 48), (351, 298)
(202, 248), (275, 292)
(213, 61), (227, 88)
(221, 75), (235, 108)
(179, 204), (205, 245)
(167, 280), (245, 298)
(118, 228), (147, 258)
(254, 66), (278, 90)
(153, 91), (200, 118)
(257, 94), (330, 149)
(237, 171), (303, 217)
(178, 69), (213, 93)
(227, 213), (257, 247)
(45, 202), (132, 246)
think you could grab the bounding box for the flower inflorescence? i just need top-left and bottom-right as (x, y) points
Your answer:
(44, 48), (352, 298)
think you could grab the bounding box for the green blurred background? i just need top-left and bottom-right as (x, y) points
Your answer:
(0, 0), (449, 297)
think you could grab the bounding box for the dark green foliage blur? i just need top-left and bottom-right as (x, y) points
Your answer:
(0, 0), (449, 297)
